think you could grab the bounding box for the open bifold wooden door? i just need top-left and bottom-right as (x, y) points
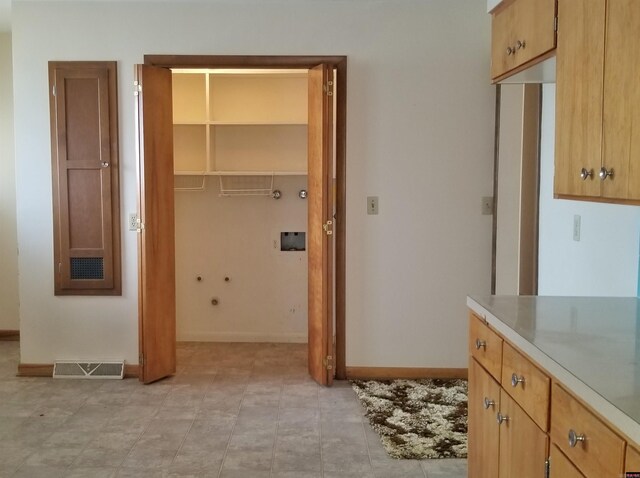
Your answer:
(134, 65), (177, 383)
(307, 64), (335, 386)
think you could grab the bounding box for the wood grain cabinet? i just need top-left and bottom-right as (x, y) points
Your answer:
(550, 384), (625, 477)
(490, 0), (557, 81)
(627, 445), (640, 474)
(554, 0), (640, 203)
(550, 444), (585, 478)
(469, 313), (503, 380)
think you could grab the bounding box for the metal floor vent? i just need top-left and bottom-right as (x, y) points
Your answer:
(53, 361), (124, 379)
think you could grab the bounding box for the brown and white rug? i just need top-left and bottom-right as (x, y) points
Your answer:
(351, 378), (468, 459)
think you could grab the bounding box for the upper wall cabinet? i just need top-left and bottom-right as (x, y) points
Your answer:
(491, 0), (557, 82)
(172, 70), (308, 176)
(554, 0), (640, 203)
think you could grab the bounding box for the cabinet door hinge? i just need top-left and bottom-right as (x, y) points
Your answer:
(58, 262), (62, 273)
(323, 355), (333, 370)
(554, 16), (558, 32)
(133, 81), (142, 96)
(544, 457), (550, 478)
(322, 220), (333, 236)
(323, 80), (334, 96)
(139, 354), (144, 366)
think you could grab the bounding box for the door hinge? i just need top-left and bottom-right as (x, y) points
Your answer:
(58, 262), (62, 273)
(554, 16), (558, 32)
(52, 85), (56, 97)
(323, 355), (333, 370)
(324, 80), (334, 96)
(139, 354), (144, 366)
(322, 220), (333, 236)
(544, 457), (550, 478)
(134, 81), (142, 96)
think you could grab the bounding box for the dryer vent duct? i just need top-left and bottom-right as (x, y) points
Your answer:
(53, 361), (124, 379)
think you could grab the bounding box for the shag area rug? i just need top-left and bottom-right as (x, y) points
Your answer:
(351, 378), (468, 459)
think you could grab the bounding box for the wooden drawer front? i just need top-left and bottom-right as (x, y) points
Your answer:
(501, 342), (550, 431)
(627, 445), (640, 473)
(469, 313), (503, 381)
(550, 444), (585, 478)
(551, 384), (625, 477)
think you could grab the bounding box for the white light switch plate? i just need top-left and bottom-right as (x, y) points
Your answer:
(367, 196), (379, 215)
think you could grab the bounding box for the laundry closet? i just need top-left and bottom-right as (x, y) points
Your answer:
(171, 69), (310, 344)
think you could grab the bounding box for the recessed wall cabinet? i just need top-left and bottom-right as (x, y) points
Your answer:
(468, 311), (639, 478)
(490, 0), (557, 81)
(554, 0), (640, 203)
(172, 70), (308, 176)
(48, 61), (121, 295)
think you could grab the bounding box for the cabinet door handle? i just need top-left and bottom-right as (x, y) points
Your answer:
(483, 397), (495, 409)
(101, 161), (110, 168)
(516, 39), (526, 50)
(496, 412), (510, 425)
(511, 373), (525, 387)
(506, 46), (514, 56)
(599, 167), (614, 180)
(568, 429), (586, 447)
(475, 339), (486, 350)
(580, 168), (593, 180)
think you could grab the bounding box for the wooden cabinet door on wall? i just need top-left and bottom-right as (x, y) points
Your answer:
(601, 0), (640, 201)
(554, 0), (605, 198)
(49, 62), (121, 295)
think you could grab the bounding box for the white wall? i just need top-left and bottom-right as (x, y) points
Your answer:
(175, 176), (308, 343)
(538, 84), (640, 296)
(0, 32), (19, 331)
(12, 0), (494, 368)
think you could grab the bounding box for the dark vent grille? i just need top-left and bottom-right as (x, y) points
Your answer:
(70, 257), (104, 280)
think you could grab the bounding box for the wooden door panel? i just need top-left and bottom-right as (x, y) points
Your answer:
(498, 390), (548, 478)
(308, 64), (334, 386)
(135, 64), (176, 384)
(49, 62), (120, 294)
(602, 0), (640, 200)
(554, 0), (605, 198)
(468, 359), (500, 478)
(627, 445), (640, 473)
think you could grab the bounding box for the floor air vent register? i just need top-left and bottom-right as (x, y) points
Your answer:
(53, 361), (125, 379)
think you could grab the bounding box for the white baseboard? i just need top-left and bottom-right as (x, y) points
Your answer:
(177, 331), (308, 343)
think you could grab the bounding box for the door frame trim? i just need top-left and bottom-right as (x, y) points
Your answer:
(143, 54), (347, 379)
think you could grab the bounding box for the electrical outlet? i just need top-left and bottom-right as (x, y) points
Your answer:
(481, 197), (494, 215)
(367, 196), (379, 215)
(129, 213), (140, 231)
(573, 215), (581, 241)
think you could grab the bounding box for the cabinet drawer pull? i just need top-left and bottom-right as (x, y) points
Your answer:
(599, 167), (614, 180)
(580, 168), (593, 180)
(475, 339), (487, 350)
(516, 39), (526, 50)
(568, 429), (586, 447)
(511, 373), (525, 387)
(506, 46), (514, 56)
(496, 412), (510, 425)
(483, 397), (495, 409)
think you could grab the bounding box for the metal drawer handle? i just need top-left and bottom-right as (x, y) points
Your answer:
(496, 412), (510, 425)
(483, 397), (495, 409)
(580, 168), (593, 180)
(568, 429), (586, 447)
(475, 339), (486, 350)
(516, 39), (526, 50)
(511, 373), (525, 388)
(599, 167), (614, 180)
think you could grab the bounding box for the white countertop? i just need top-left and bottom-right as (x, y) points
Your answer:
(467, 295), (640, 445)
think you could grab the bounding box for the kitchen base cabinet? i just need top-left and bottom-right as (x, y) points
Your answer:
(468, 358), (500, 478)
(626, 445), (640, 474)
(498, 390), (549, 478)
(550, 444), (585, 478)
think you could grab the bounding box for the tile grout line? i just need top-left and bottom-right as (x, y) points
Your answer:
(269, 370), (285, 478)
(318, 381), (325, 478)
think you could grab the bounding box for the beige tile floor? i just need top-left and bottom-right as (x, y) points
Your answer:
(0, 341), (467, 477)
